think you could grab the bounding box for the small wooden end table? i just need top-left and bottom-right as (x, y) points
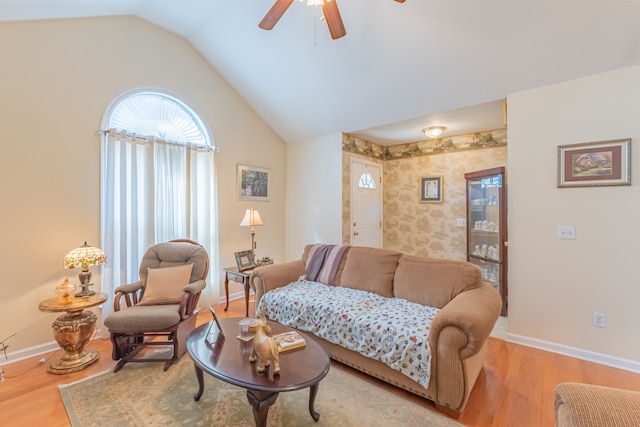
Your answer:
(38, 292), (108, 374)
(223, 266), (254, 317)
(187, 317), (330, 427)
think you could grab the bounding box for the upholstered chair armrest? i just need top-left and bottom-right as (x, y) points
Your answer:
(555, 382), (640, 427)
(429, 284), (502, 359)
(113, 281), (144, 311)
(178, 279), (206, 318)
(183, 279), (206, 295)
(250, 260), (305, 307)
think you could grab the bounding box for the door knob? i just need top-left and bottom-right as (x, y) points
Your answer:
(353, 231), (359, 237)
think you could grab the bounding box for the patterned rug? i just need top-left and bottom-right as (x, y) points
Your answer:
(59, 353), (464, 427)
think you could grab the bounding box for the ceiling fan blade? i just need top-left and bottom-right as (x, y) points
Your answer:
(322, 0), (346, 40)
(259, 0), (294, 31)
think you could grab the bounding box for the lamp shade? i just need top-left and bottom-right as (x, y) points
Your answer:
(63, 242), (107, 270)
(239, 208), (264, 227)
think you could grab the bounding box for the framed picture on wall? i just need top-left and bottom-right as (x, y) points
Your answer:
(557, 138), (631, 188)
(237, 164), (271, 201)
(420, 176), (443, 203)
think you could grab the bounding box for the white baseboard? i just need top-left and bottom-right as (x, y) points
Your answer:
(506, 333), (640, 374)
(0, 329), (107, 367)
(0, 341), (60, 367)
(219, 290), (254, 308)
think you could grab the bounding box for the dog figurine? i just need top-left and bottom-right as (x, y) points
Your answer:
(248, 309), (280, 378)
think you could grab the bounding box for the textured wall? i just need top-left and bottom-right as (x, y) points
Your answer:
(342, 130), (507, 260)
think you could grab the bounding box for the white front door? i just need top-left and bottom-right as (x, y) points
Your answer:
(350, 157), (382, 247)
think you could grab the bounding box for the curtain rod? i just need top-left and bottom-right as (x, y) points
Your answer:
(98, 128), (220, 153)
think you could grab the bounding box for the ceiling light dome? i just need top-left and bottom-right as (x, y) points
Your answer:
(422, 126), (446, 139)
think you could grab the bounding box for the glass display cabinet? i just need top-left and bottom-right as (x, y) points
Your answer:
(465, 167), (507, 316)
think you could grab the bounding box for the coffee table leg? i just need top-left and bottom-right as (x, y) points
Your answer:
(224, 272), (230, 311)
(309, 382), (321, 421)
(193, 364), (205, 401)
(246, 389), (279, 427)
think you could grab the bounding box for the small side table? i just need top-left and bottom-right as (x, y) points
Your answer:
(38, 292), (108, 374)
(223, 267), (254, 317)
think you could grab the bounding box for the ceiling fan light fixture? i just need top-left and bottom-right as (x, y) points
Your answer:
(304, 0), (325, 6)
(423, 126), (446, 139)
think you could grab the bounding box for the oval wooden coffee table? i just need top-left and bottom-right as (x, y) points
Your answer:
(186, 317), (330, 427)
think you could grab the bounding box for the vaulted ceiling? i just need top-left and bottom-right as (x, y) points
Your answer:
(2, 0), (640, 144)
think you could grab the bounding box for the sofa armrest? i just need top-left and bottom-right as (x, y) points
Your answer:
(429, 284), (502, 359)
(250, 260), (305, 307)
(555, 382), (640, 427)
(427, 284), (501, 414)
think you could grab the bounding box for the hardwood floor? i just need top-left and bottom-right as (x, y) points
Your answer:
(2, 297), (639, 426)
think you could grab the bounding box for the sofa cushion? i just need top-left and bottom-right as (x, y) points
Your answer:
(302, 244), (349, 286)
(340, 247), (402, 297)
(304, 244), (350, 286)
(394, 255), (481, 309)
(139, 263), (193, 305)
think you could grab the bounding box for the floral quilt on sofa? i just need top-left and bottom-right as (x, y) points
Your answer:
(257, 280), (440, 388)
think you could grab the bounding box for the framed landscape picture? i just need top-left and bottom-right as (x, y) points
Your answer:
(420, 176), (443, 203)
(237, 164), (271, 201)
(557, 138), (631, 188)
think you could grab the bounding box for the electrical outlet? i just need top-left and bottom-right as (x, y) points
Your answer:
(456, 218), (466, 227)
(557, 225), (576, 239)
(593, 312), (606, 328)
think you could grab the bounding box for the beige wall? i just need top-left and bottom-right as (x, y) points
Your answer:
(507, 65), (640, 364)
(0, 17), (286, 357)
(286, 133), (344, 259)
(342, 132), (507, 260)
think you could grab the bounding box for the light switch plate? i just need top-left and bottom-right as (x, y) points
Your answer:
(557, 225), (576, 239)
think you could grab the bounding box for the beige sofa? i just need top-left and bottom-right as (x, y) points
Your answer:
(250, 244), (502, 417)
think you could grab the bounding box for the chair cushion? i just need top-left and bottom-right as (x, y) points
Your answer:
(138, 264), (193, 305)
(140, 241), (208, 284)
(104, 305), (182, 331)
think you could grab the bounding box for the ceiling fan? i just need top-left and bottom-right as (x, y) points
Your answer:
(259, 0), (406, 40)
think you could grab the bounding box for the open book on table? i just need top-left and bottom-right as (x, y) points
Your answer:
(272, 331), (306, 352)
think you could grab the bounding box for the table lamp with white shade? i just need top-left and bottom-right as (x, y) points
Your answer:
(239, 208), (264, 257)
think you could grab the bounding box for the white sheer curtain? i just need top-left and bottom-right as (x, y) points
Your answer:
(100, 129), (219, 318)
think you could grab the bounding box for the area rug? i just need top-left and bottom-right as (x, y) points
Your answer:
(59, 354), (464, 427)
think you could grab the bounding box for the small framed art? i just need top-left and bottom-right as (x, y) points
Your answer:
(237, 164), (270, 201)
(557, 138), (631, 188)
(420, 176), (443, 203)
(234, 250), (256, 271)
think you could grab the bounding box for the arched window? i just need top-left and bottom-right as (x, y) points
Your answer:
(108, 91), (212, 147)
(358, 172), (376, 189)
(100, 90), (219, 313)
